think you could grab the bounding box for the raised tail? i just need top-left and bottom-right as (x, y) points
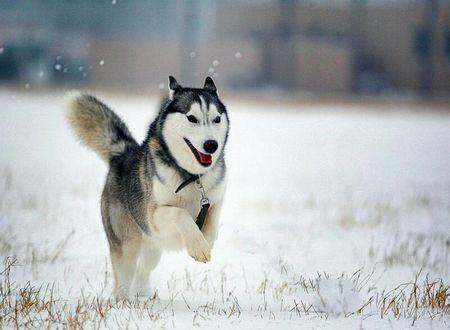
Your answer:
(66, 92), (138, 162)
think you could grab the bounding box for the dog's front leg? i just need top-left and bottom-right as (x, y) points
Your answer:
(151, 206), (211, 262)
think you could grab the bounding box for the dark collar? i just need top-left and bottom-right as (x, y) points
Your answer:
(175, 174), (200, 193)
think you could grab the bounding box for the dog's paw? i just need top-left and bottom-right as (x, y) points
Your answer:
(185, 232), (211, 263)
(133, 284), (150, 298)
(114, 287), (130, 301)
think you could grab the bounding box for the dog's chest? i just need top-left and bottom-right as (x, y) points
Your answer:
(152, 173), (224, 220)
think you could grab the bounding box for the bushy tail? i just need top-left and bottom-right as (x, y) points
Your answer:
(66, 92), (138, 162)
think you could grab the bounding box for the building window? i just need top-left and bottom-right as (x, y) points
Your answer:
(413, 27), (430, 61)
(445, 29), (450, 59)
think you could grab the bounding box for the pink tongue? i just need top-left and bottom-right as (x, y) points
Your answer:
(199, 152), (212, 163)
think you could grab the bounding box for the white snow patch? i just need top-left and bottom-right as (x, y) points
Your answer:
(314, 277), (364, 316)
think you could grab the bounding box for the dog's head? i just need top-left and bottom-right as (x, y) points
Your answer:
(161, 76), (229, 175)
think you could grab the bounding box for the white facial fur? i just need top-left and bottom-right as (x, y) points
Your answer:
(162, 99), (228, 175)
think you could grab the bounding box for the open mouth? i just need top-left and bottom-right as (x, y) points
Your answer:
(184, 138), (212, 167)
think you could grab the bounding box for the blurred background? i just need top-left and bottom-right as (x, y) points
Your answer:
(0, 0), (449, 100)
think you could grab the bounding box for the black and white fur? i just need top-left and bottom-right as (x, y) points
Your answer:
(66, 76), (229, 298)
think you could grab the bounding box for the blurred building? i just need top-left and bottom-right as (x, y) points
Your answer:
(0, 0), (449, 96)
(216, 0), (450, 95)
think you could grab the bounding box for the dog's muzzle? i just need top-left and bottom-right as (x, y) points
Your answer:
(184, 138), (213, 167)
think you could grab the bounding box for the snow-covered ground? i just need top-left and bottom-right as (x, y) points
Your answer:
(0, 90), (449, 328)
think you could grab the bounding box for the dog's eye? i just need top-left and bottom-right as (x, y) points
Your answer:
(187, 115), (198, 123)
(213, 116), (221, 124)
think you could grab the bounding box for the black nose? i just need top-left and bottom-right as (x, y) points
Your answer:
(203, 140), (218, 154)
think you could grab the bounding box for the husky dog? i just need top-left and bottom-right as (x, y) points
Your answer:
(66, 76), (228, 298)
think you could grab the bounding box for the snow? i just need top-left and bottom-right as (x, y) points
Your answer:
(313, 277), (363, 316)
(0, 91), (448, 328)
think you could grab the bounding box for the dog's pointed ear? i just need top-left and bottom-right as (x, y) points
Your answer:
(168, 76), (181, 99)
(203, 76), (217, 93)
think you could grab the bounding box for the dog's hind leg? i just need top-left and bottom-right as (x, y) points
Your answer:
(111, 239), (141, 300)
(132, 243), (161, 297)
